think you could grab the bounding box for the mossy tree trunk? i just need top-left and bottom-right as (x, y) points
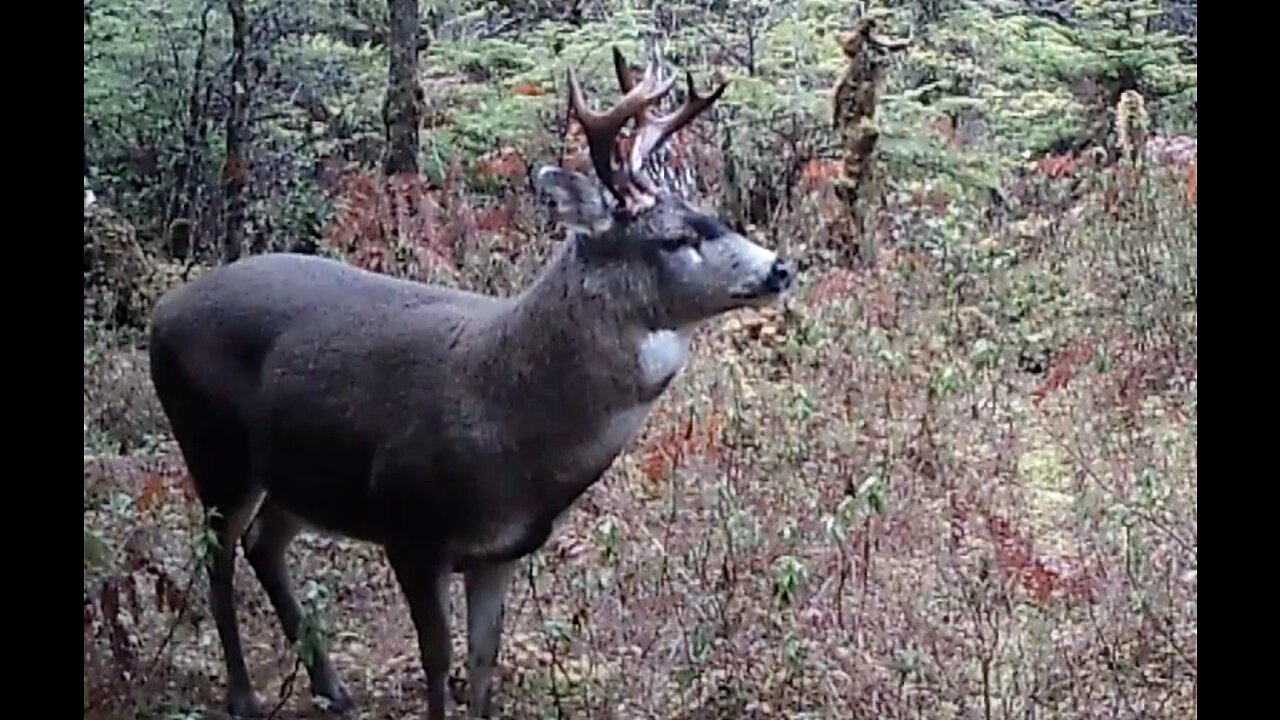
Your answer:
(168, 0), (214, 261)
(383, 0), (424, 176)
(222, 0), (249, 264)
(830, 14), (909, 266)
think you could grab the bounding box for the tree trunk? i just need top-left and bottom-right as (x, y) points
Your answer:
(222, 0), (249, 264)
(168, 0), (214, 260)
(382, 0), (423, 175)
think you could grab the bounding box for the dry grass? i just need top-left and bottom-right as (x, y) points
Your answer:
(84, 160), (1196, 719)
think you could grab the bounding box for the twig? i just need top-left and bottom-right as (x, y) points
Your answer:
(525, 563), (568, 719)
(1121, 545), (1197, 675)
(1085, 600), (1143, 720)
(267, 656), (303, 720)
(142, 502), (208, 681)
(141, 567), (196, 680)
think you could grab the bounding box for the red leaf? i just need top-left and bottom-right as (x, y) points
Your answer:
(136, 473), (166, 512)
(511, 81), (546, 96)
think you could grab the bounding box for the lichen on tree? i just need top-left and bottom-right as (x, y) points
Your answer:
(829, 10), (910, 266)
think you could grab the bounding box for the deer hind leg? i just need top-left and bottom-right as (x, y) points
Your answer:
(463, 560), (517, 718)
(152, 349), (268, 716)
(202, 487), (268, 718)
(387, 547), (452, 720)
(242, 501), (353, 712)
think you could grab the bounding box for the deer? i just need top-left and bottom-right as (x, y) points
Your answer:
(147, 46), (793, 720)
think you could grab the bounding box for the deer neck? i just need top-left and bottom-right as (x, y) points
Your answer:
(498, 237), (689, 401)
(476, 237), (692, 489)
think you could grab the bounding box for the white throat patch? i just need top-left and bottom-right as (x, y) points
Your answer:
(637, 328), (693, 388)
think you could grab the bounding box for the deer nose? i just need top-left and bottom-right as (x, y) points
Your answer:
(765, 257), (793, 292)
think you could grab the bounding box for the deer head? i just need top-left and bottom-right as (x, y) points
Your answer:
(534, 47), (793, 330)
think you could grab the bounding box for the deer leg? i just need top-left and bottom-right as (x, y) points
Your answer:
(463, 560), (517, 718)
(388, 548), (452, 720)
(206, 502), (265, 718)
(242, 503), (353, 712)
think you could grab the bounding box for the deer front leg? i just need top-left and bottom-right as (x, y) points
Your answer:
(464, 560), (517, 717)
(388, 548), (453, 720)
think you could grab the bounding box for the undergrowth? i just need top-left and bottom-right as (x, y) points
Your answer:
(84, 1), (1196, 717)
(84, 143), (1196, 719)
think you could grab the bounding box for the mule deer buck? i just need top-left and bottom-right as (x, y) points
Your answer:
(149, 47), (793, 719)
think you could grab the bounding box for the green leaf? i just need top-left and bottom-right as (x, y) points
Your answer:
(84, 526), (110, 568)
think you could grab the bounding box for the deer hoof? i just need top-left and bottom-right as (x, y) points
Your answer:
(312, 679), (355, 714)
(223, 690), (266, 718)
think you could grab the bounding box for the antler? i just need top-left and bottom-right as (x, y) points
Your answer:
(618, 63), (728, 198)
(567, 47), (674, 208)
(566, 46), (728, 211)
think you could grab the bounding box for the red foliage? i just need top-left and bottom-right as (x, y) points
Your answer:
(808, 268), (904, 331)
(1101, 335), (1195, 425)
(135, 474), (167, 512)
(808, 267), (858, 307)
(984, 513), (1096, 605)
(476, 145), (527, 182)
(796, 158), (847, 224)
(665, 130), (723, 179)
(1186, 161), (1197, 205)
(322, 169), (457, 277)
(136, 465), (195, 512)
(1035, 153), (1082, 179)
(950, 492), (1097, 607)
(641, 410), (723, 483)
(864, 284), (898, 330)
(511, 81), (547, 97)
(800, 158), (841, 187)
(474, 203), (516, 233)
(1031, 341), (1096, 405)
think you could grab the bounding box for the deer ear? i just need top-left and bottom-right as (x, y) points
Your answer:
(534, 166), (615, 235)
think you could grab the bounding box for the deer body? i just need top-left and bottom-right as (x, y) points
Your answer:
(150, 48), (792, 720)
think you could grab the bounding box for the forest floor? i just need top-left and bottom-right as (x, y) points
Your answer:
(85, 169), (1197, 720)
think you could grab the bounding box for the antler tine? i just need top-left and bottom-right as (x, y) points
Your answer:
(626, 69), (728, 194)
(567, 50), (675, 205)
(612, 45), (638, 93)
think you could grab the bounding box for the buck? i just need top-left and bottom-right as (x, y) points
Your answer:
(148, 47), (793, 719)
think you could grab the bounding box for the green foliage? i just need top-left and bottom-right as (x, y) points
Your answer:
(84, 525), (110, 568)
(84, 0), (1196, 253)
(85, 0), (223, 221)
(84, 6), (1196, 714)
(892, 0), (1195, 163)
(84, 0), (219, 132)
